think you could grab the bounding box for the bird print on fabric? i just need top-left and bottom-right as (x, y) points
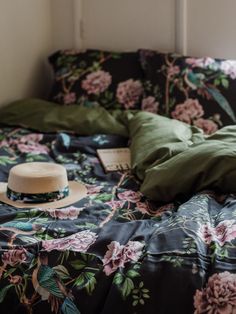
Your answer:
(184, 70), (236, 123)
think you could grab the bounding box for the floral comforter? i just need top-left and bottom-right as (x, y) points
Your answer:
(0, 127), (236, 314)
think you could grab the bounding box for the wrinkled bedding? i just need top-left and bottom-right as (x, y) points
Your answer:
(0, 100), (236, 313)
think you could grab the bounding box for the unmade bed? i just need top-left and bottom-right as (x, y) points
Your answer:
(0, 99), (236, 314)
(1, 48), (236, 314)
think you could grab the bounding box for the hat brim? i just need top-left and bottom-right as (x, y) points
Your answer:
(0, 181), (87, 209)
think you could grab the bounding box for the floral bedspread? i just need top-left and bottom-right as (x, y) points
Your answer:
(0, 127), (236, 314)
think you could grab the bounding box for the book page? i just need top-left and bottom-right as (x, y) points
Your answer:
(97, 148), (131, 172)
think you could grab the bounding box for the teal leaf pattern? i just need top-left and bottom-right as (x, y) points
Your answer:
(61, 297), (80, 314)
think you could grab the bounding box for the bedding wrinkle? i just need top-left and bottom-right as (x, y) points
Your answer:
(1, 99), (236, 313)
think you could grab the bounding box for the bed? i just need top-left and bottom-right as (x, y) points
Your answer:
(0, 49), (236, 314)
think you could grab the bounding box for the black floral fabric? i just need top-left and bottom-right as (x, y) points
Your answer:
(1, 127), (236, 313)
(139, 49), (236, 134)
(49, 49), (144, 110)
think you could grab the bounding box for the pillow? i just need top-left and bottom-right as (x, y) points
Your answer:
(139, 49), (236, 134)
(49, 49), (144, 110)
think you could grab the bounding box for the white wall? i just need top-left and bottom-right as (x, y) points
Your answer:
(0, 0), (52, 107)
(81, 0), (175, 52)
(186, 0), (236, 59)
(74, 0), (236, 59)
(51, 0), (75, 50)
(1, 0), (236, 108)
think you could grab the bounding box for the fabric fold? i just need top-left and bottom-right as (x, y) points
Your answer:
(1, 98), (236, 203)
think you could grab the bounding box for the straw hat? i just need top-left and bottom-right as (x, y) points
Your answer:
(0, 162), (87, 209)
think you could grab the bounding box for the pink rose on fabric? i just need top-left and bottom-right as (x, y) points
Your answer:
(42, 230), (97, 252)
(102, 241), (125, 276)
(198, 224), (213, 245)
(116, 79), (143, 109)
(136, 202), (150, 214)
(105, 200), (125, 209)
(194, 272), (236, 314)
(2, 248), (28, 266)
(198, 220), (236, 246)
(171, 99), (204, 124)
(42, 206), (83, 220)
(141, 96), (159, 114)
(8, 133), (49, 155)
(82, 70), (112, 95)
(117, 190), (142, 203)
(214, 220), (236, 246)
(167, 65), (180, 77)
(123, 241), (144, 263)
(17, 143), (49, 154)
(63, 92), (76, 105)
(186, 57), (215, 69)
(20, 134), (43, 143)
(0, 140), (9, 148)
(194, 118), (218, 135)
(102, 240), (144, 276)
(220, 60), (236, 79)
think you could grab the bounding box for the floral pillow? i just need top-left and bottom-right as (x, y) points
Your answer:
(139, 49), (236, 134)
(48, 49), (144, 110)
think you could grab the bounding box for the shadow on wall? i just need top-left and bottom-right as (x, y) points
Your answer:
(0, 55), (53, 108)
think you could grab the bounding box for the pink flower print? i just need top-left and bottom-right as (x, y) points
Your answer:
(123, 241), (144, 263)
(2, 248), (28, 266)
(11, 133), (49, 155)
(141, 96), (159, 114)
(220, 60), (236, 79)
(63, 92), (76, 105)
(198, 224), (213, 245)
(42, 230), (97, 252)
(116, 79), (143, 109)
(194, 272), (236, 314)
(102, 240), (144, 276)
(102, 241), (125, 276)
(204, 57), (216, 68)
(214, 220), (236, 246)
(136, 202), (150, 214)
(82, 70), (112, 95)
(171, 99), (204, 124)
(167, 65), (180, 78)
(0, 140), (9, 148)
(20, 133), (43, 143)
(194, 118), (218, 135)
(105, 200), (125, 209)
(186, 57), (215, 69)
(186, 58), (205, 68)
(117, 190), (142, 203)
(198, 220), (236, 246)
(17, 143), (49, 154)
(42, 206), (83, 220)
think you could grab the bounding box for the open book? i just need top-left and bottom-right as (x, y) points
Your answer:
(97, 148), (131, 172)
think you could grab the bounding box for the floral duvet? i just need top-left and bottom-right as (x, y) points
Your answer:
(0, 123), (236, 313)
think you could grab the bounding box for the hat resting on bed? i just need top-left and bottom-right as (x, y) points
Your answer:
(0, 162), (87, 209)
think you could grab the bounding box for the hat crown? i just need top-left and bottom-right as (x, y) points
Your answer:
(8, 162), (68, 194)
